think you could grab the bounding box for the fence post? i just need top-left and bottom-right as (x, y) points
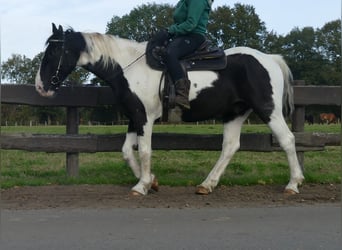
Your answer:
(292, 80), (305, 171)
(66, 107), (79, 177)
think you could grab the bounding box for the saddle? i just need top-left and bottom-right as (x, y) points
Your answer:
(146, 37), (227, 122)
(146, 38), (227, 72)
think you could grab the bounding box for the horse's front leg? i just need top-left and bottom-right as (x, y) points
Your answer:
(131, 120), (158, 195)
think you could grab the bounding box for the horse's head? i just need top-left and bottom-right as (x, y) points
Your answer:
(35, 23), (85, 97)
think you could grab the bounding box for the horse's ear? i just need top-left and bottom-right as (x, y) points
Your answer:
(58, 25), (63, 33)
(52, 23), (63, 34)
(52, 23), (58, 33)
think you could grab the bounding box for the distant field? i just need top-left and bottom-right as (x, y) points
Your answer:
(1, 124), (340, 188)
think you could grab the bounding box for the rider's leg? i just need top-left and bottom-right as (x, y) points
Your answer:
(164, 34), (205, 109)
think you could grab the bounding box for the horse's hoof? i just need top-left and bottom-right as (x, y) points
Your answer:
(284, 189), (298, 195)
(151, 177), (159, 192)
(196, 186), (210, 195)
(130, 190), (143, 196)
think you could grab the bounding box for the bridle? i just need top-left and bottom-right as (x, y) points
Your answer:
(45, 34), (147, 91)
(48, 37), (65, 91)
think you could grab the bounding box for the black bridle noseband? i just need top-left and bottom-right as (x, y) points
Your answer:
(48, 37), (65, 91)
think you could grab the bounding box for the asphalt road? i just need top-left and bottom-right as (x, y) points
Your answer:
(1, 204), (341, 250)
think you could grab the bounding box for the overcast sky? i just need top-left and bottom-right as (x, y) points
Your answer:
(1, 0), (341, 62)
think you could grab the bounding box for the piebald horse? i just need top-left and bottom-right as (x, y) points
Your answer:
(35, 24), (304, 195)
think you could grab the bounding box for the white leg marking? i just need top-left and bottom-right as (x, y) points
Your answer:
(131, 119), (155, 195)
(268, 113), (304, 193)
(122, 132), (140, 178)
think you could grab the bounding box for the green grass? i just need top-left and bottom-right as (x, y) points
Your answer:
(1, 124), (341, 188)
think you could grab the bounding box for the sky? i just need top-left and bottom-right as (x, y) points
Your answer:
(0, 0), (341, 63)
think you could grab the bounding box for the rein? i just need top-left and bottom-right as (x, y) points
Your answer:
(122, 53), (146, 71)
(93, 52), (146, 84)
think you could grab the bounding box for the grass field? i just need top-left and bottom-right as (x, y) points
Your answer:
(1, 124), (341, 189)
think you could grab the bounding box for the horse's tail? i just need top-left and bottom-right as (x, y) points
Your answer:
(271, 55), (294, 118)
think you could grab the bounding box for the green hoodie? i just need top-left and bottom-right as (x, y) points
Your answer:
(168, 0), (212, 36)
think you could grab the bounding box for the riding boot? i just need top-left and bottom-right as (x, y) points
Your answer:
(174, 78), (191, 109)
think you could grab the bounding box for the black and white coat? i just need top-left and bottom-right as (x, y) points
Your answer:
(36, 24), (304, 195)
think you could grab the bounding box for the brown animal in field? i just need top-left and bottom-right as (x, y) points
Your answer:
(319, 113), (337, 124)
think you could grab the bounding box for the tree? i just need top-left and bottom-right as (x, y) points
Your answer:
(1, 104), (36, 126)
(106, 3), (268, 50)
(280, 22), (341, 85)
(33, 106), (65, 125)
(1, 52), (90, 85)
(280, 27), (321, 84)
(317, 20), (341, 63)
(106, 3), (174, 42)
(316, 20), (341, 85)
(208, 4), (268, 50)
(66, 67), (91, 85)
(1, 54), (38, 84)
(262, 31), (284, 54)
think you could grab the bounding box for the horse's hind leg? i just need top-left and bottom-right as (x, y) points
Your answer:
(268, 114), (304, 194)
(122, 132), (141, 179)
(197, 112), (250, 195)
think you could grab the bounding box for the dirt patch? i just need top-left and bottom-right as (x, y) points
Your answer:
(1, 183), (340, 210)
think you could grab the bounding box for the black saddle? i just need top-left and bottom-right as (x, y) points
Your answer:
(146, 38), (227, 72)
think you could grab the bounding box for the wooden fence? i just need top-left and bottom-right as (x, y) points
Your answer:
(1, 82), (340, 176)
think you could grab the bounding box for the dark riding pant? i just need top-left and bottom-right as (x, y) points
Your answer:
(165, 33), (205, 82)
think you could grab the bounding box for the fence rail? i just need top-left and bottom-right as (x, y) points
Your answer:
(1, 84), (341, 106)
(1, 83), (340, 176)
(1, 132), (339, 153)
